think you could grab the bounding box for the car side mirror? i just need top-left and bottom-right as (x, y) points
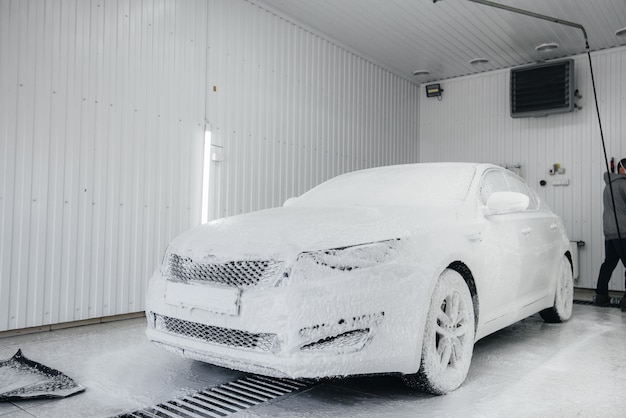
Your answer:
(485, 191), (529, 215)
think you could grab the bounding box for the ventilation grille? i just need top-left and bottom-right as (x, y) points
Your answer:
(511, 59), (574, 118)
(155, 314), (278, 352)
(166, 254), (283, 288)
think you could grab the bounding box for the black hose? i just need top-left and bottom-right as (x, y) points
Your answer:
(586, 50), (622, 242)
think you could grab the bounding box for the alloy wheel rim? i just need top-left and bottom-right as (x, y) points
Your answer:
(435, 290), (471, 369)
(558, 260), (573, 313)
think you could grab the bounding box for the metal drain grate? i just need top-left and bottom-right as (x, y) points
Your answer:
(574, 297), (622, 308)
(114, 375), (314, 418)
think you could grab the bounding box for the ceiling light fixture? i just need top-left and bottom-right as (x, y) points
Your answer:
(470, 58), (489, 65)
(412, 70), (431, 76)
(616, 27), (626, 37)
(535, 42), (559, 52)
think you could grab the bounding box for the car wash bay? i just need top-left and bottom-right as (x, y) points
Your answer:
(3, 0), (626, 417)
(1, 296), (626, 418)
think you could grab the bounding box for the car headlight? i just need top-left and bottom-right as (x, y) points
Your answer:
(294, 238), (402, 277)
(159, 246), (172, 276)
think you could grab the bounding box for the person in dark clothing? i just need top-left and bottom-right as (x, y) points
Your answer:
(595, 158), (626, 311)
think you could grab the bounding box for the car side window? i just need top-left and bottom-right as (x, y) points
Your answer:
(504, 173), (539, 211)
(479, 171), (509, 205)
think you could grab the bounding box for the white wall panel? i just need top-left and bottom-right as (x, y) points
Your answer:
(205, 0), (420, 220)
(420, 46), (626, 291)
(0, 0), (419, 332)
(0, 0), (207, 331)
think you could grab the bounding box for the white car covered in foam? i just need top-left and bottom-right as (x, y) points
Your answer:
(145, 163), (573, 394)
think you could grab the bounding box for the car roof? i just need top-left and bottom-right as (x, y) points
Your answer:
(293, 162), (498, 207)
(340, 162), (499, 176)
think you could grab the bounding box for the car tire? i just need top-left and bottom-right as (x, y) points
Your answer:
(539, 255), (574, 323)
(402, 269), (475, 395)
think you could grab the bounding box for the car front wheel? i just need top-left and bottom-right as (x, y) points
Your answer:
(539, 255), (573, 323)
(402, 269), (475, 395)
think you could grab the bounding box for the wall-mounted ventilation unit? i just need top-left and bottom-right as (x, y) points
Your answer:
(510, 59), (575, 118)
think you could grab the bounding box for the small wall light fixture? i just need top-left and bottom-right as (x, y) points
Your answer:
(412, 69), (431, 76)
(616, 27), (626, 37)
(425, 83), (443, 98)
(201, 127), (212, 224)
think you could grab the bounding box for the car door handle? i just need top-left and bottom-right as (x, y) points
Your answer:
(521, 227), (533, 235)
(465, 232), (482, 242)
(550, 224), (559, 231)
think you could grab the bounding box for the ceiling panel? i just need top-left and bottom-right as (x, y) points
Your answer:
(252, 0), (626, 83)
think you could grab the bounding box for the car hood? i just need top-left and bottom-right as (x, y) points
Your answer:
(167, 205), (456, 262)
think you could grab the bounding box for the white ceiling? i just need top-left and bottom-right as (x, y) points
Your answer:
(253, 0), (626, 83)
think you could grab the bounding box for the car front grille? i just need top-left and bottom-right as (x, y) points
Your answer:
(166, 254), (283, 288)
(154, 314), (279, 352)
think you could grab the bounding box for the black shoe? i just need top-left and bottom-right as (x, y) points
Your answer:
(595, 293), (611, 307)
(621, 297), (626, 312)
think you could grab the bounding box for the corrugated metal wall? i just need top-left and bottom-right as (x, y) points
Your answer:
(0, 0), (420, 332)
(420, 46), (626, 291)
(205, 0), (420, 220)
(0, 0), (208, 331)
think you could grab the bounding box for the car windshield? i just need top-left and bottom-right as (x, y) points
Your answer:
(291, 164), (476, 207)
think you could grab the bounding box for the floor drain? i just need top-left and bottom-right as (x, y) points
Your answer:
(114, 375), (314, 418)
(574, 297), (622, 308)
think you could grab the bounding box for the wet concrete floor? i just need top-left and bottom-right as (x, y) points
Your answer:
(1, 294), (625, 418)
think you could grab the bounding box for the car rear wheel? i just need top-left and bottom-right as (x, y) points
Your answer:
(402, 269), (475, 395)
(539, 255), (573, 323)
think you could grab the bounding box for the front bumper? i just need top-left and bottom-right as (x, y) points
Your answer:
(145, 264), (431, 379)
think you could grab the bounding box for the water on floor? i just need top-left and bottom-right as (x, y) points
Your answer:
(1, 302), (625, 418)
